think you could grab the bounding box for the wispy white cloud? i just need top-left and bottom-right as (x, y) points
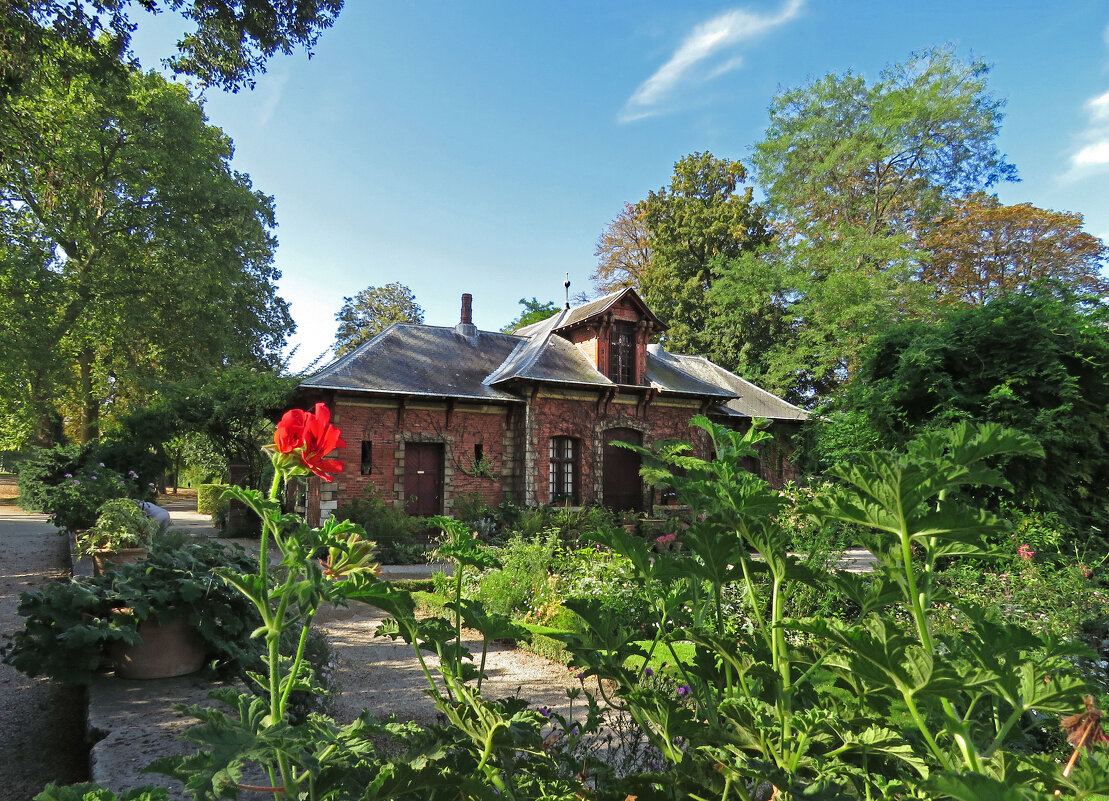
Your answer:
(1073, 140), (1109, 167)
(620, 0), (804, 123)
(1067, 37), (1109, 177)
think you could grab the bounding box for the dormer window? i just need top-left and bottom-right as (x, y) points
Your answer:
(608, 322), (637, 384)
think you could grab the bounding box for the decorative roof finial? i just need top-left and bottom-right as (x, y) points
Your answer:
(564, 273), (571, 310)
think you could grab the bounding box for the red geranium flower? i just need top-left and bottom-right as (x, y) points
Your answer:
(274, 408), (309, 453)
(273, 403), (346, 481)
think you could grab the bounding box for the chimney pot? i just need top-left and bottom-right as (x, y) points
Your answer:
(461, 293), (473, 325)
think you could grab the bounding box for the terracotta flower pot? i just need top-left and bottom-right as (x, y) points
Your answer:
(111, 616), (206, 680)
(92, 547), (147, 576)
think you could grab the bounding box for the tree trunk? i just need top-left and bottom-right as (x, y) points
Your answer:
(77, 348), (98, 443)
(28, 368), (63, 446)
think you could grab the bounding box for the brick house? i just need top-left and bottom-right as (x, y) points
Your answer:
(294, 288), (808, 524)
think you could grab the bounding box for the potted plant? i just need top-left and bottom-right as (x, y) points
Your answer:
(76, 498), (162, 574)
(2, 534), (261, 682)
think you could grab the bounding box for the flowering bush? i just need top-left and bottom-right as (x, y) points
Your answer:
(17, 444), (152, 531)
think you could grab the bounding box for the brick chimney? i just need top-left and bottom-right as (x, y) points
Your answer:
(456, 293), (477, 337)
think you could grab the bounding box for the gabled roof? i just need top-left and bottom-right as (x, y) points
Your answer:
(514, 287), (666, 337)
(648, 345), (809, 421)
(301, 324), (524, 402)
(300, 291), (807, 421)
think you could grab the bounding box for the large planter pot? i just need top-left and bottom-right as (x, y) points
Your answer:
(111, 615), (206, 679)
(92, 547), (147, 576)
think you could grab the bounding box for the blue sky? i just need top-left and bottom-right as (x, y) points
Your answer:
(133, 1), (1109, 372)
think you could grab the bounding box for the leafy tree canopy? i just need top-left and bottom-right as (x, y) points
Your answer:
(591, 203), (650, 294)
(593, 152), (772, 357)
(919, 192), (1109, 304)
(698, 47), (1028, 403)
(501, 297), (559, 333)
(333, 282), (424, 357)
(806, 285), (1109, 532)
(2, 0), (344, 94)
(0, 45), (293, 444)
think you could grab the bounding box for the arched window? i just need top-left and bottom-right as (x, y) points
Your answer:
(549, 437), (579, 505)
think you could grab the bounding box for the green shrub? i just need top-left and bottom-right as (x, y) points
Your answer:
(514, 504), (618, 544)
(0, 449), (30, 474)
(555, 543), (651, 630)
(197, 483), (227, 515)
(35, 783), (169, 801)
(17, 444), (151, 531)
(451, 490), (492, 526)
(472, 532), (560, 622)
(75, 498), (161, 557)
(333, 486), (426, 564)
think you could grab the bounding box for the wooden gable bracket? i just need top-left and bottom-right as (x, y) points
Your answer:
(698, 398), (714, 416)
(445, 397), (456, 428)
(396, 396), (407, 428)
(637, 387), (656, 419)
(529, 384), (541, 406)
(596, 386), (617, 415)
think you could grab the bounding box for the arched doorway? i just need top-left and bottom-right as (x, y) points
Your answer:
(603, 428), (642, 512)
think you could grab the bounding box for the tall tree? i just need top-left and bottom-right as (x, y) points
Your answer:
(0, 46), (293, 443)
(334, 282), (424, 357)
(632, 152), (772, 356)
(734, 46), (1018, 400)
(591, 203), (651, 293)
(918, 193), (1108, 304)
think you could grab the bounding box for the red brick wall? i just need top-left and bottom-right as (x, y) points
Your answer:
(328, 397), (520, 515)
(314, 392), (802, 520)
(525, 391), (710, 507)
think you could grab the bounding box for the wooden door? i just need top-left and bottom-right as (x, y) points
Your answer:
(404, 443), (443, 516)
(603, 428), (642, 512)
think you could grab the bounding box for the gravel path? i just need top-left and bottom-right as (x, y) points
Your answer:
(318, 603), (583, 727)
(0, 476), (87, 800)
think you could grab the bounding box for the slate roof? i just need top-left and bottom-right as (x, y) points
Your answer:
(301, 292), (807, 422)
(301, 324), (524, 402)
(649, 345), (809, 421)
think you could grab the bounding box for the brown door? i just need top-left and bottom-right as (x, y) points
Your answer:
(603, 428), (642, 512)
(404, 443), (443, 516)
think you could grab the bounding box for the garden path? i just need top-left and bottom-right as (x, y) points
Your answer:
(0, 475), (87, 800)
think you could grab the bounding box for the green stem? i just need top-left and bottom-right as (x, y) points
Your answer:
(770, 573), (791, 743)
(454, 560), (464, 668)
(278, 609), (317, 718)
(904, 691), (950, 769)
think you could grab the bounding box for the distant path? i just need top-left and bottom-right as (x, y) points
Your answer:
(0, 476), (87, 800)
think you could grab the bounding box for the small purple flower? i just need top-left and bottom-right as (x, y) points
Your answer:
(649, 761), (662, 772)
(90, 475), (97, 480)
(128, 470), (138, 478)
(63, 473), (72, 478)
(575, 672), (584, 680)
(569, 726), (578, 735)
(72, 480), (80, 485)
(98, 462), (105, 468)
(538, 706), (551, 718)
(644, 667), (654, 677)
(676, 685), (691, 698)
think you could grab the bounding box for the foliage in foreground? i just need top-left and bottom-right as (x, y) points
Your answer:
(60, 413), (1109, 799)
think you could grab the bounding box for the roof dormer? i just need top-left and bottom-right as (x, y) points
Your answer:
(552, 289), (665, 386)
